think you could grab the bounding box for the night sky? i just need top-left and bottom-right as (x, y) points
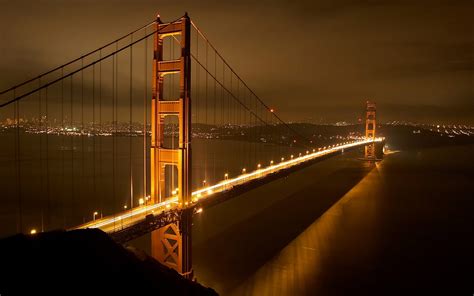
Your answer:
(1, 0), (472, 124)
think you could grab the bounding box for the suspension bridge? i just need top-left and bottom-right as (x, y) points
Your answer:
(0, 13), (383, 279)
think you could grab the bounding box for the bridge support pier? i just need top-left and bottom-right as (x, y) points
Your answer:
(150, 208), (192, 277)
(374, 140), (385, 160)
(150, 13), (193, 279)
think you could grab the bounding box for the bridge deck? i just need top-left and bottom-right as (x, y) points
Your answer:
(74, 138), (383, 237)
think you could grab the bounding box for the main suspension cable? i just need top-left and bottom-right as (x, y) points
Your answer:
(191, 20), (313, 147)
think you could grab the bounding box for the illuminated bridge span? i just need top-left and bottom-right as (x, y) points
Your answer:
(0, 13), (384, 278)
(77, 138), (381, 236)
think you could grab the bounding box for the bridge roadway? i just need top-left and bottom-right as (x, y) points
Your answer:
(74, 138), (383, 234)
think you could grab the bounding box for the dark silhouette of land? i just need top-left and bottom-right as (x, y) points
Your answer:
(0, 229), (217, 295)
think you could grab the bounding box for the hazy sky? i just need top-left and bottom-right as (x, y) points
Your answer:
(0, 0), (473, 124)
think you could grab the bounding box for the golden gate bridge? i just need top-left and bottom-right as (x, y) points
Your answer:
(0, 13), (383, 279)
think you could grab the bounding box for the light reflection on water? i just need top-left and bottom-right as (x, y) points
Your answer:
(193, 145), (474, 295)
(191, 149), (375, 293)
(229, 160), (382, 295)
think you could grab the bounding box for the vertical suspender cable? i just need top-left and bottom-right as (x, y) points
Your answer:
(130, 35), (134, 210)
(93, 62), (97, 215)
(170, 35), (175, 196)
(143, 32), (147, 201)
(14, 90), (22, 233)
(39, 79), (44, 232)
(143, 28), (148, 201)
(113, 44), (117, 226)
(45, 85), (50, 230)
(204, 39), (208, 181)
(116, 43), (119, 213)
(221, 59), (224, 126)
(99, 50), (103, 217)
(81, 58), (85, 220)
(213, 50), (217, 182)
(61, 67), (65, 227)
(70, 75), (74, 226)
(196, 29), (199, 133)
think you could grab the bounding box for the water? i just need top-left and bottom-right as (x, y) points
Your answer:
(190, 144), (474, 295)
(1, 131), (472, 294)
(0, 132), (299, 237)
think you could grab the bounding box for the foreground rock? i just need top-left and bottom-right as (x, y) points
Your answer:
(0, 229), (217, 295)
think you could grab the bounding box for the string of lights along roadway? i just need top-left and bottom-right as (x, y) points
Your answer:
(76, 137), (383, 233)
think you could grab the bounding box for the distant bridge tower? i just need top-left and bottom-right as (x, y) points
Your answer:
(365, 100), (376, 159)
(150, 13), (192, 278)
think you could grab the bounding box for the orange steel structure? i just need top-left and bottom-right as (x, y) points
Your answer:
(150, 13), (192, 278)
(365, 100), (376, 159)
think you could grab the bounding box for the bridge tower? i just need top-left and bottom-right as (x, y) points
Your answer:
(150, 13), (193, 278)
(365, 100), (376, 159)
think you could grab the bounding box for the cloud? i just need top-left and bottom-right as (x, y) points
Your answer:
(0, 0), (472, 124)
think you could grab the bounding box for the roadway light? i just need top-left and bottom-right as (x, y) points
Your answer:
(139, 198), (144, 205)
(242, 168), (246, 174)
(313, 149), (315, 152)
(281, 157), (284, 161)
(30, 229), (37, 235)
(93, 211), (99, 221)
(224, 173), (229, 190)
(257, 164), (261, 169)
(306, 151), (309, 154)
(202, 180), (206, 187)
(123, 205), (128, 210)
(270, 108), (274, 113)
(291, 155), (294, 159)
(270, 160), (274, 165)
